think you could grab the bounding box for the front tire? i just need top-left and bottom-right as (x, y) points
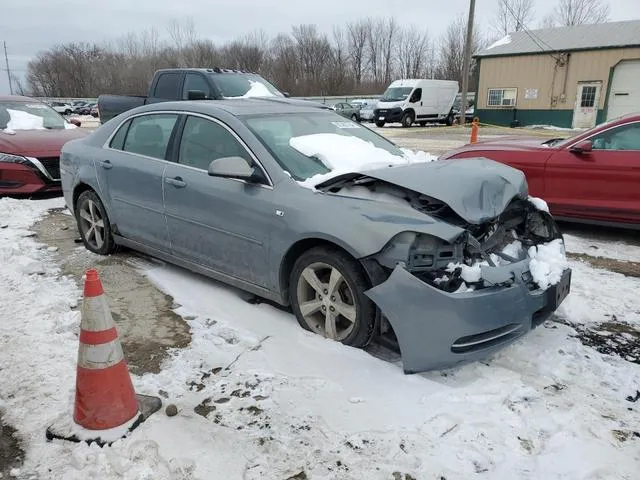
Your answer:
(75, 190), (116, 255)
(64, 109), (71, 115)
(401, 112), (414, 128)
(290, 246), (376, 348)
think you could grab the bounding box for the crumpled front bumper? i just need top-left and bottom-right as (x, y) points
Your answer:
(365, 260), (571, 373)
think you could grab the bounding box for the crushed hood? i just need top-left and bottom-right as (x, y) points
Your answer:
(318, 158), (528, 224)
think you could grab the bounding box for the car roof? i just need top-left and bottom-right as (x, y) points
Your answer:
(135, 98), (327, 117)
(0, 95), (42, 102)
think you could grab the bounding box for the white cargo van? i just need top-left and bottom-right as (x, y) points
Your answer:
(373, 79), (459, 128)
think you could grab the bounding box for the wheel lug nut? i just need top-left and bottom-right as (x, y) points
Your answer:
(323, 289), (328, 294)
(330, 296), (335, 302)
(322, 305), (326, 310)
(318, 295), (322, 300)
(329, 306), (335, 312)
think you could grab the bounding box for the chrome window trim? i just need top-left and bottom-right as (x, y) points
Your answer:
(102, 110), (274, 188)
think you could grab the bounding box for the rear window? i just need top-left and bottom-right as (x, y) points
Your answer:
(154, 73), (182, 99)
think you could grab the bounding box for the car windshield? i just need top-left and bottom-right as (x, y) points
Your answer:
(380, 87), (413, 102)
(0, 101), (67, 130)
(211, 73), (284, 98)
(245, 112), (404, 181)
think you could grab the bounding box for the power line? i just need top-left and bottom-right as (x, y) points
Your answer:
(501, 1), (562, 61)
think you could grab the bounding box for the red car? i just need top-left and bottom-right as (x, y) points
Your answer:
(441, 114), (640, 227)
(0, 95), (88, 196)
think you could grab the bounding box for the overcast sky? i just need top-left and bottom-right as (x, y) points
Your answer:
(2, 0), (639, 95)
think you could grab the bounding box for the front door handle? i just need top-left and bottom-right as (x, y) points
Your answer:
(165, 176), (186, 188)
(99, 160), (113, 170)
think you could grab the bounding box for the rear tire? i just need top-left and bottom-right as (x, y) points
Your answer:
(64, 109), (71, 115)
(401, 112), (414, 128)
(351, 114), (358, 122)
(75, 190), (116, 255)
(375, 121), (385, 128)
(289, 246), (376, 348)
(445, 112), (454, 126)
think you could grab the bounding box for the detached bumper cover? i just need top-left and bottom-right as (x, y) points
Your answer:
(365, 261), (571, 373)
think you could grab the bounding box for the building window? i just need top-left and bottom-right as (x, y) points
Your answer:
(487, 88), (517, 107)
(580, 86), (597, 107)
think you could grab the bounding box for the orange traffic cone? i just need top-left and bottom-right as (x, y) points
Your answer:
(73, 269), (138, 429)
(470, 117), (480, 144)
(46, 269), (161, 446)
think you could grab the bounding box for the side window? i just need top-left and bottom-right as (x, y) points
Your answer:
(178, 116), (253, 171)
(592, 123), (640, 151)
(182, 74), (211, 100)
(153, 73), (182, 99)
(411, 88), (422, 102)
(109, 119), (131, 150)
(122, 114), (178, 159)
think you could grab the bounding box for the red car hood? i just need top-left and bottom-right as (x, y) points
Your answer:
(441, 135), (560, 158)
(0, 128), (88, 158)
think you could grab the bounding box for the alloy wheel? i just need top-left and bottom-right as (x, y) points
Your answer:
(296, 262), (357, 341)
(78, 199), (105, 250)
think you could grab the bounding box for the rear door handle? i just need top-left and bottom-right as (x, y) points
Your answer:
(99, 160), (113, 170)
(165, 176), (186, 188)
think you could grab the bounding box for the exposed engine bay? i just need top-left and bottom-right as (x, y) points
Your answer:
(322, 175), (563, 293)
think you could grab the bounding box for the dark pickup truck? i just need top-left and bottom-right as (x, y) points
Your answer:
(97, 68), (326, 123)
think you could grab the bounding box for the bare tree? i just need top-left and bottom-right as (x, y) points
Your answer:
(555, 0), (610, 26)
(346, 19), (369, 85)
(539, 13), (558, 28)
(396, 26), (430, 78)
(436, 16), (484, 90)
(493, 0), (535, 35)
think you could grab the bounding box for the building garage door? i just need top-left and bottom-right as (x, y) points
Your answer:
(606, 60), (640, 121)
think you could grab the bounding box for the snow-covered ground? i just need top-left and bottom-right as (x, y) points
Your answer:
(1, 198), (639, 479)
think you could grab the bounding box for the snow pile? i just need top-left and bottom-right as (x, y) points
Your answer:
(1, 197), (640, 479)
(528, 195), (550, 213)
(528, 239), (569, 290)
(4, 108), (46, 133)
(237, 80), (276, 98)
(64, 122), (78, 130)
(487, 34), (512, 50)
(290, 133), (436, 188)
(527, 124), (583, 132)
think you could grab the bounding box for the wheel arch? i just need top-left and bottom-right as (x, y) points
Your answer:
(278, 237), (372, 306)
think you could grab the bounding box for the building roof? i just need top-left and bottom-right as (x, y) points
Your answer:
(476, 19), (640, 58)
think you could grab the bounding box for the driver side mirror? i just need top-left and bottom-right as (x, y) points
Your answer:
(569, 140), (593, 155)
(187, 90), (207, 100)
(283, 91), (291, 98)
(207, 156), (266, 183)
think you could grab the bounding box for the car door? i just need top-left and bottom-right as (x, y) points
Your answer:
(409, 88), (423, 118)
(162, 114), (274, 287)
(97, 112), (179, 251)
(545, 121), (640, 223)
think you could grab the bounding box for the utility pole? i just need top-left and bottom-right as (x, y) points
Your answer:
(460, 0), (476, 126)
(3, 41), (13, 95)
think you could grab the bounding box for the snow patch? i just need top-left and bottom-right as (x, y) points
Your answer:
(528, 195), (550, 213)
(48, 410), (141, 443)
(487, 34), (511, 50)
(527, 124), (584, 132)
(64, 122), (78, 129)
(528, 239), (569, 290)
(237, 80), (276, 98)
(3, 109), (46, 133)
(290, 133), (436, 189)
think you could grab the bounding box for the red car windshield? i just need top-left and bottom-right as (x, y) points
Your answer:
(0, 101), (67, 130)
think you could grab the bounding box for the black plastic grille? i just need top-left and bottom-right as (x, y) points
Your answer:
(37, 157), (60, 180)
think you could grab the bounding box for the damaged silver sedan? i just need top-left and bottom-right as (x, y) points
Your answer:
(61, 100), (571, 373)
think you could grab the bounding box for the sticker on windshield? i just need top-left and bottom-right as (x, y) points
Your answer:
(25, 104), (49, 109)
(331, 122), (361, 129)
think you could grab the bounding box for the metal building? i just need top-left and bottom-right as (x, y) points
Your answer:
(474, 20), (640, 128)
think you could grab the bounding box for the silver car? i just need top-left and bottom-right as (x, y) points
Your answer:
(60, 100), (571, 373)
